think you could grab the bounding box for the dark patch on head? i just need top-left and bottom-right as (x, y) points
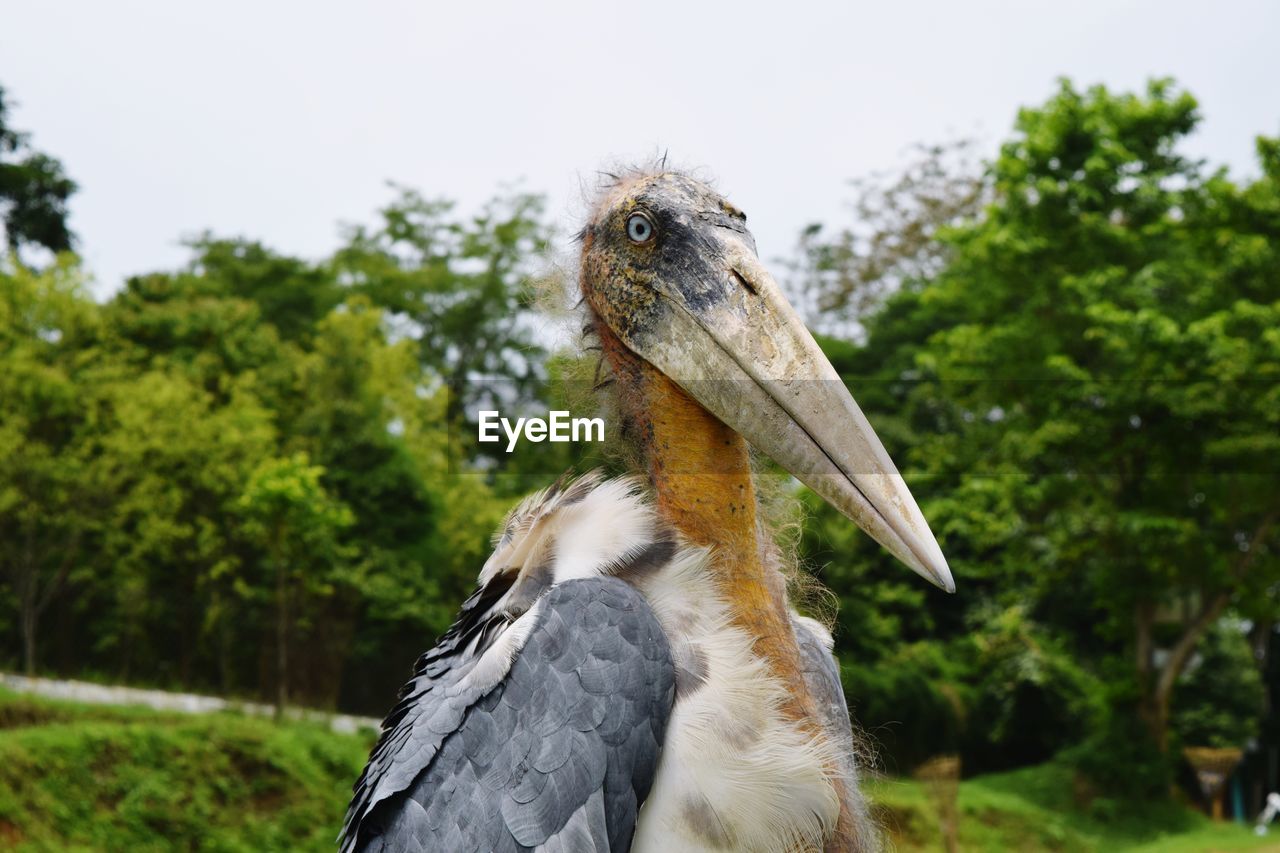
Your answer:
(610, 532), (676, 581)
(579, 170), (761, 351)
(680, 794), (733, 848)
(673, 644), (709, 698)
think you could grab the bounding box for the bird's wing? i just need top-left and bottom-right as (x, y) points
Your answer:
(792, 617), (853, 762)
(342, 474), (676, 853)
(792, 615), (875, 847)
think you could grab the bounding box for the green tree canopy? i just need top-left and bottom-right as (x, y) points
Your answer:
(333, 186), (553, 433)
(805, 79), (1280, 786)
(0, 86), (76, 258)
(0, 256), (99, 674)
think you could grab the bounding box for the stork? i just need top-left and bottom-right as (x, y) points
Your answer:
(340, 169), (953, 852)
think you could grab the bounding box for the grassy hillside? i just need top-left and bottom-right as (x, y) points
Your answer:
(0, 687), (1274, 851)
(0, 689), (373, 852)
(871, 763), (1275, 852)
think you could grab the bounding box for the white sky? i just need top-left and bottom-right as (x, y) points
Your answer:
(4, 0), (1279, 298)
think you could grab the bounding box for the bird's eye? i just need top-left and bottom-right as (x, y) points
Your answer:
(626, 212), (655, 244)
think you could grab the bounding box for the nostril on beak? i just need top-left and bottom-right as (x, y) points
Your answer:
(730, 268), (758, 296)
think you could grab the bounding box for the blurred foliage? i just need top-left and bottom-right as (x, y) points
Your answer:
(791, 138), (987, 333)
(864, 760), (1258, 852)
(801, 79), (1280, 792)
(1172, 622), (1265, 749)
(0, 178), (541, 714)
(1062, 686), (1175, 806)
(333, 185), (552, 435)
(0, 85), (76, 259)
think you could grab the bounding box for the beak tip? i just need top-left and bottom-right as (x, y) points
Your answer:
(908, 547), (955, 593)
(901, 531), (955, 593)
(926, 555), (956, 594)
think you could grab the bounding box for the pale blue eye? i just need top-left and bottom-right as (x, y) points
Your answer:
(626, 213), (654, 243)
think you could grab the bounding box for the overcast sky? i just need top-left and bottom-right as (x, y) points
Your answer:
(4, 0), (1279, 298)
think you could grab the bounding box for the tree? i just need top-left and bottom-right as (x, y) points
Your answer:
(790, 138), (987, 335)
(0, 100), (537, 711)
(0, 85), (77, 259)
(1173, 621), (1265, 748)
(238, 453), (353, 716)
(333, 186), (553, 435)
(181, 236), (344, 343)
(0, 256), (99, 673)
(804, 79), (1280, 779)
(286, 300), (457, 709)
(90, 367), (275, 686)
(104, 266), (298, 408)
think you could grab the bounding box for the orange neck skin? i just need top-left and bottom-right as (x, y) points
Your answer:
(596, 322), (813, 716)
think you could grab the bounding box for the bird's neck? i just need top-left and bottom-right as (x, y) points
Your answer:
(598, 319), (864, 851)
(597, 322), (813, 713)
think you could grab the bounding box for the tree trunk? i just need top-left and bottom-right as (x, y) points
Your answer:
(1251, 620), (1273, 817)
(1143, 591), (1230, 751)
(1134, 599), (1158, 741)
(216, 592), (235, 696)
(14, 529), (80, 678)
(275, 558), (289, 720)
(16, 537), (39, 676)
(1137, 511), (1277, 751)
(20, 604), (37, 676)
(16, 551), (41, 676)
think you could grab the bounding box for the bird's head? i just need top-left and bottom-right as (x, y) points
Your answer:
(580, 169), (953, 592)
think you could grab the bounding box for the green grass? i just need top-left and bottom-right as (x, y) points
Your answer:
(1, 688), (1275, 852)
(0, 688), (374, 852)
(870, 762), (1278, 852)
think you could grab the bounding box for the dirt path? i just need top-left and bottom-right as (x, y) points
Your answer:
(0, 672), (380, 735)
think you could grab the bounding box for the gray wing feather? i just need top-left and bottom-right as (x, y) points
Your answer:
(793, 621), (856, 767)
(345, 577), (674, 853)
(794, 618), (878, 849)
(537, 788), (610, 852)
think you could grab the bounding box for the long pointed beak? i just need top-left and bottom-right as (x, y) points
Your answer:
(634, 238), (954, 592)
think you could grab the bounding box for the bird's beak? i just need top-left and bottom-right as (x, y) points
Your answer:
(634, 236), (954, 592)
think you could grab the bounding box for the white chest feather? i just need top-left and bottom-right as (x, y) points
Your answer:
(629, 550), (840, 853)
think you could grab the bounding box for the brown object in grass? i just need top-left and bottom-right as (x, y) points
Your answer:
(914, 754), (962, 853)
(1183, 746), (1243, 820)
